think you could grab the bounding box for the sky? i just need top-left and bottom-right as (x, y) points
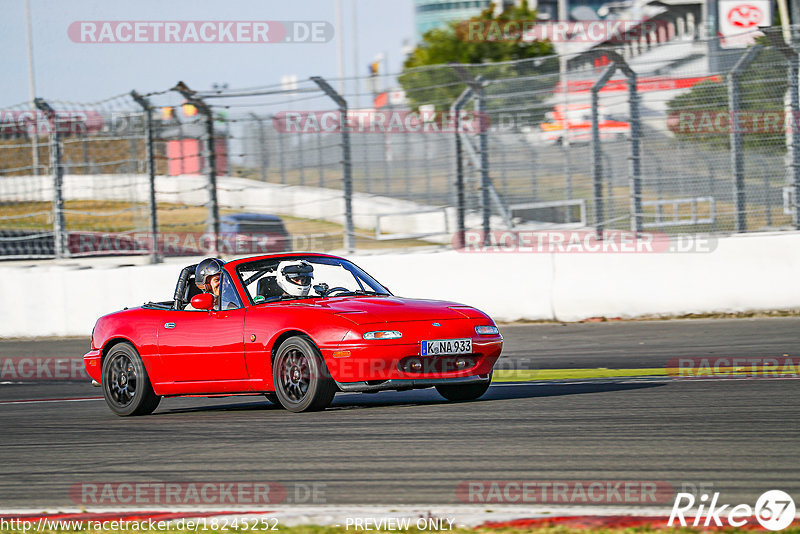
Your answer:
(0, 0), (416, 108)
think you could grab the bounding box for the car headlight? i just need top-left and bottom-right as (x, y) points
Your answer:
(363, 330), (402, 340)
(475, 325), (499, 335)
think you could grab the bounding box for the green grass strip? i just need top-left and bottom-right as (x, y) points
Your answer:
(493, 368), (668, 382)
(493, 365), (797, 382)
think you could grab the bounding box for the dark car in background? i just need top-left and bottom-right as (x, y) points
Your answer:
(220, 213), (291, 253)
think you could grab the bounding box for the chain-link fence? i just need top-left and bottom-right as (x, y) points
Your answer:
(0, 95), (151, 258)
(3, 28), (800, 260)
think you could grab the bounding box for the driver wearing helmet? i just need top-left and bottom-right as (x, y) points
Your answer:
(275, 260), (314, 297)
(185, 257), (224, 310)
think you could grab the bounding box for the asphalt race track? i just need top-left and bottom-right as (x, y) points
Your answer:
(0, 318), (799, 509)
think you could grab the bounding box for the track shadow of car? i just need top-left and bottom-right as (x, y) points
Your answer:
(153, 380), (667, 416)
(326, 380), (667, 411)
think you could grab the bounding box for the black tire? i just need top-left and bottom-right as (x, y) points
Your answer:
(101, 342), (161, 416)
(273, 336), (336, 412)
(264, 393), (282, 406)
(435, 372), (492, 402)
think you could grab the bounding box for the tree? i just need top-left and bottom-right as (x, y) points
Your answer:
(398, 1), (557, 122)
(666, 38), (789, 153)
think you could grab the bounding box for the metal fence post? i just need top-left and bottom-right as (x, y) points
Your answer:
(450, 65), (493, 245)
(627, 70), (643, 235)
(131, 91), (161, 263)
(476, 85), (491, 245)
(585, 50), (642, 234)
(362, 134), (371, 194)
(249, 112), (268, 182)
(311, 76), (355, 252)
(297, 130), (306, 186)
(173, 82), (220, 255)
(766, 30), (800, 229)
(790, 54), (800, 230)
(423, 138), (431, 204)
(34, 98), (67, 259)
(383, 129), (392, 194)
(591, 64), (616, 236)
(451, 85), (474, 250)
(317, 129), (325, 188)
(728, 46), (761, 233)
(403, 133), (411, 200)
(277, 126), (287, 185)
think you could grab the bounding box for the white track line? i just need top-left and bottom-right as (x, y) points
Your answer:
(0, 396), (103, 405)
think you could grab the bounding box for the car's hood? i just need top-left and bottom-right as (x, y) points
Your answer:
(306, 296), (478, 325)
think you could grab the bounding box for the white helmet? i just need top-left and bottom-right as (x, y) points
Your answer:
(276, 260), (313, 296)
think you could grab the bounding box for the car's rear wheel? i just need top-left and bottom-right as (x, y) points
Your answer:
(435, 373), (492, 402)
(273, 336), (335, 412)
(102, 342), (161, 416)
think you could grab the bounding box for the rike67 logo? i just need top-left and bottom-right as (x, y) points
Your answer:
(669, 490), (796, 531)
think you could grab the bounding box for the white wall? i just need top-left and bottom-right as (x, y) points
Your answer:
(1, 231), (799, 337)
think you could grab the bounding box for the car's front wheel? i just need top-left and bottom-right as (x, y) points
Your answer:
(435, 373), (492, 402)
(264, 393), (282, 407)
(273, 336), (336, 412)
(101, 342), (161, 416)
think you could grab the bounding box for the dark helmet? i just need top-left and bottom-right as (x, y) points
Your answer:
(195, 258), (224, 291)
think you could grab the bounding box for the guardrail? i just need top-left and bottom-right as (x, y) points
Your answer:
(509, 199), (587, 228)
(642, 197), (715, 228)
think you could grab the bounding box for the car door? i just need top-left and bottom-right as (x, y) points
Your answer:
(157, 272), (247, 384)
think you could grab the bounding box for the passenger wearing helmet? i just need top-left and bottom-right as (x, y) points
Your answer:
(276, 260), (313, 297)
(185, 257), (224, 310)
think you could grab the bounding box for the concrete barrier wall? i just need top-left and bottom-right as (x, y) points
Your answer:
(1, 231), (799, 337)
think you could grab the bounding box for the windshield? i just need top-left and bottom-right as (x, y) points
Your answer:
(235, 256), (390, 304)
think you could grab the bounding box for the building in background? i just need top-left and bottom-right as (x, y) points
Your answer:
(414, 0), (641, 38)
(414, 0), (491, 38)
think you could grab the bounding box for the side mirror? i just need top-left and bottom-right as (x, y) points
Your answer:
(313, 283), (329, 296)
(190, 293), (214, 310)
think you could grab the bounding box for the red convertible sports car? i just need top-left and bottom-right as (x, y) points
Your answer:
(84, 253), (503, 415)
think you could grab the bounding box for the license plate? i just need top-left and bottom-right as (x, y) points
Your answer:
(421, 338), (472, 356)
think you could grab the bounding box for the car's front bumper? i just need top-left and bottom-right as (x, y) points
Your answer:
(83, 349), (102, 383)
(336, 373), (491, 392)
(322, 335), (502, 383)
